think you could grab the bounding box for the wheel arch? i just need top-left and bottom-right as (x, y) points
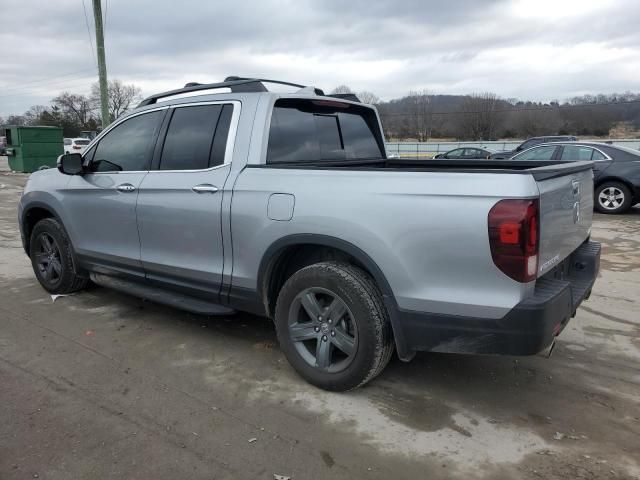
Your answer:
(21, 202), (65, 256)
(595, 176), (635, 195)
(257, 234), (412, 360)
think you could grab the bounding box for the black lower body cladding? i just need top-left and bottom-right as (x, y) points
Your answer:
(395, 241), (601, 356)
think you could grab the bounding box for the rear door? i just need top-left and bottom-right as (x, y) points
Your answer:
(463, 148), (484, 158)
(536, 164), (593, 276)
(136, 101), (238, 299)
(559, 145), (613, 178)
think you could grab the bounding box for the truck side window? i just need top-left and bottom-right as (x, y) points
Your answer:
(91, 110), (163, 172)
(267, 99), (383, 164)
(159, 104), (233, 170)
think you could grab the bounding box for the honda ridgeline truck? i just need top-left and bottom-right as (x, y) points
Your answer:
(18, 77), (600, 391)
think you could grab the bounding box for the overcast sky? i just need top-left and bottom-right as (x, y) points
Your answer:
(1, 0), (639, 116)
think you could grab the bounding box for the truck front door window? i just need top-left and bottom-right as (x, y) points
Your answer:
(514, 146), (557, 161)
(91, 111), (163, 172)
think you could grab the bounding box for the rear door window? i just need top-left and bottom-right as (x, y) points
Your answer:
(560, 145), (596, 161)
(463, 148), (483, 158)
(267, 99), (383, 164)
(159, 104), (233, 170)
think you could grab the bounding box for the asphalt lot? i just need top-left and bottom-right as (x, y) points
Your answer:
(1, 157), (639, 479)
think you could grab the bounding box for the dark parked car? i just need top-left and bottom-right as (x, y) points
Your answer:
(511, 142), (640, 214)
(490, 136), (577, 159)
(434, 147), (493, 159)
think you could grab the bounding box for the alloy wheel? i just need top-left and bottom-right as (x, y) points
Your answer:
(34, 232), (63, 285)
(287, 287), (358, 373)
(598, 187), (625, 210)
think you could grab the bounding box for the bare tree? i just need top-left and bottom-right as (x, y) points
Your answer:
(23, 105), (50, 126)
(53, 92), (94, 127)
(408, 90), (434, 141)
(456, 92), (501, 140)
(331, 85), (353, 94)
(513, 105), (560, 137)
(357, 91), (379, 105)
(91, 79), (142, 121)
(4, 115), (27, 126)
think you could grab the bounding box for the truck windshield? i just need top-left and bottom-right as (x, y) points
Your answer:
(267, 98), (384, 164)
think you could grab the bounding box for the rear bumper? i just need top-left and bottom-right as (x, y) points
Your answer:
(393, 241), (600, 357)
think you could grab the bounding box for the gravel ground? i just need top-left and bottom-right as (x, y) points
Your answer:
(1, 158), (639, 479)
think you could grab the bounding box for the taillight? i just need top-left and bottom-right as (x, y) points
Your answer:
(488, 199), (539, 283)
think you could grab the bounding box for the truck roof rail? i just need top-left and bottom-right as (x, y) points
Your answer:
(138, 76), (328, 107)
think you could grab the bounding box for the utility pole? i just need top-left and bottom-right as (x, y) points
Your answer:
(92, 0), (110, 128)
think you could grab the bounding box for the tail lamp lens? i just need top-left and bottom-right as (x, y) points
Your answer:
(488, 199), (539, 283)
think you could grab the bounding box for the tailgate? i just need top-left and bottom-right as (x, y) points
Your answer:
(535, 162), (594, 277)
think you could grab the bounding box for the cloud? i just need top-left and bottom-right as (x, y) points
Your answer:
(1, 0), (639, 116)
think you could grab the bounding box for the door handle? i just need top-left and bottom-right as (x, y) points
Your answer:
(192, 184), (219, 194)
(571, 180), (580, 196)
(116, 183), (136, 192)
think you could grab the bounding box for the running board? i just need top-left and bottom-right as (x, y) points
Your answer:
(90, 273), (236, 316)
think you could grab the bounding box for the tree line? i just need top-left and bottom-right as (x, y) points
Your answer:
(331, 86), (640, 141)
(3, 81), (639, 140)
(0, 79), (141, 137)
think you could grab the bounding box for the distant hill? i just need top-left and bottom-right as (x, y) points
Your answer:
(374, 92), (640, 141)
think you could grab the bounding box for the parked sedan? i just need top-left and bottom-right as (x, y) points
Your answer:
(63, 138), (90, 154)
(511, 142), (640, 214)
(434, 147), (493, 159)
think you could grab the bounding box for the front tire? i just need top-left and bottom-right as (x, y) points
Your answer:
(274, 261), (394, 391)
(29, 218), (88, 294)
(595, 181), (632, 214)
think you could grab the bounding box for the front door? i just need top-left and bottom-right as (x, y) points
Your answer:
(63, 109), (165, 277)
(136, 102), (237, 299)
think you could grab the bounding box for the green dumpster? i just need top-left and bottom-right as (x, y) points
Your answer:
(2, 125), (63, 173)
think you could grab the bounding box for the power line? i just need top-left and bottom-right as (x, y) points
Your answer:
(0, 76), (98, 100)
(0, 67), (97, 93)
(82, 0), (97, 67)
(379, 98), (640, 117)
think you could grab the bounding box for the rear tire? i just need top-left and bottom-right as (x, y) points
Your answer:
(29, 218), (88, 294)
(595, 181), (632, 214)
(274, 261), (394, 391)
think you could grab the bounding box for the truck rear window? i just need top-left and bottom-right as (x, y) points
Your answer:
(267, 99), (383, 164)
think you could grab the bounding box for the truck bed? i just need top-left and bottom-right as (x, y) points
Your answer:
(261, 158), (594, 181)
(384, 158), (593, 181)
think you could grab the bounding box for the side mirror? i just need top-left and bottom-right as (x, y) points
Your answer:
(57, 153), (84, 175)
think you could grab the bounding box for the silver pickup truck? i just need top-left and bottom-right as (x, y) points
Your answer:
(18, 77), (600, 391)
